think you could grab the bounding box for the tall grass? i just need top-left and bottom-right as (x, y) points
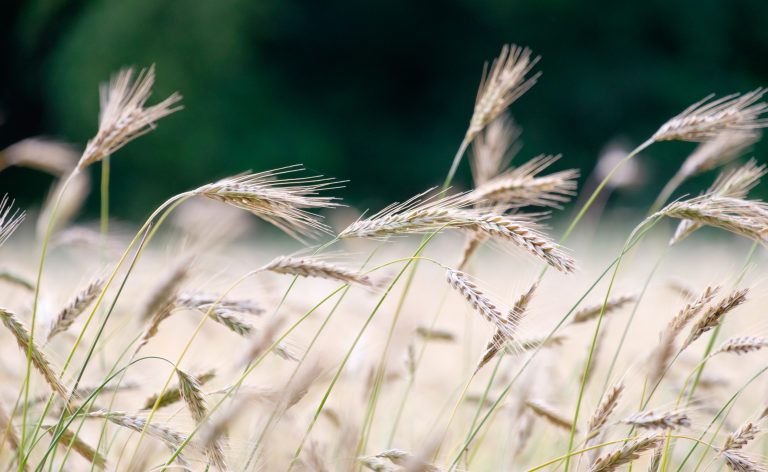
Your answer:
(0, 48), (767, 472)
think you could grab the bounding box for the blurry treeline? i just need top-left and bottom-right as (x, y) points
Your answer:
(1, 0), (767, 220)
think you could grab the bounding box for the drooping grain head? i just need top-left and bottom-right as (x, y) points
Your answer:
(196, 165), (341, 241)
(652, 89), (768, 143)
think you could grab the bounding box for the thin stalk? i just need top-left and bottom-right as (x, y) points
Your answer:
(562, 235), (630, 472)
(287, 234), (441, 470)
(19, 169), (79, 465)
(650, 171), (686, 215)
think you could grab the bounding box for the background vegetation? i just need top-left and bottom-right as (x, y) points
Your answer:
(2, 0), (768, 218)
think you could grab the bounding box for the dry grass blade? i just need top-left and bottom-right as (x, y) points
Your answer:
(46, 426), (107, 468)
(672, 160), (766, 244)
(48, 276), (105, 340)
(468, 155), (579, 209)
(683, 288), (748, 349)
(470, 114), (521, 186)
(525, 399), (573, 431)
(0, 309), (68, 400)
(623, 410), (691, 430)
(196, 165), (342, 241)
(571, 294), (636, 324)
(715, 336), (768, 356)
(476, 281), (537, 372)
(446, 269), (514, 342)
(723, 421), (760, 452)
(721, 450), (768, 472)
(143, 369), (215, 410)
(79, 65), (182, 169)
(467, 44), (540, 139)
(589, 434), (662, 472)
(587, 381), (624, 440)
(260, 255), (375, 287)
(658, 195), (768, 243)
(652, 89), (768, 142)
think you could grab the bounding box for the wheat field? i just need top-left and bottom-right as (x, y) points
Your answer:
(1, 47), (768, 472)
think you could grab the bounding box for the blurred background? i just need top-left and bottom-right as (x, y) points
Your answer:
(1, 0), (767, 221)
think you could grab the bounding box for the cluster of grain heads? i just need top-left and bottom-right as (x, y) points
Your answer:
(589, 435), (661, 472)
(195, 165), (342, 241)
(652, 89), (768, 143)
(78, 66), (183, 170)
(47, 276), (105, 341)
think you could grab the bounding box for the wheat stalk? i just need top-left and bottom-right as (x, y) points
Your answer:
(715, 336), (768, 356)
(723, 421), (760, 452)
(143, 369), (215, 410)
(88, 410), (189, 461)
(682, 288), (749, 349)
(467, 44), (540, 140)
(196, 165), (341, 240)
(721, 450), (768, 472)
(671, 160), (766, 244)
(525, 399), (573, 431)
(589, 434), (662, 472)
(470, 114), (521, 186)
(652, 89), (768, 142)
(476, 281), (537, 372)
(0, 309), (68, 400)
(141, 257), (192, 320)
(446, 269), (514, 342)
(47, 276), (105, 340)
(623, 410), (691, 430)
(176, 369), (227, 470)
(586, 381), (624, 440)
(260, 255), (375, 287)
(79, 66), (182, 169)
(571, 294), (636, 324)
(468, 155), (579, 209)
